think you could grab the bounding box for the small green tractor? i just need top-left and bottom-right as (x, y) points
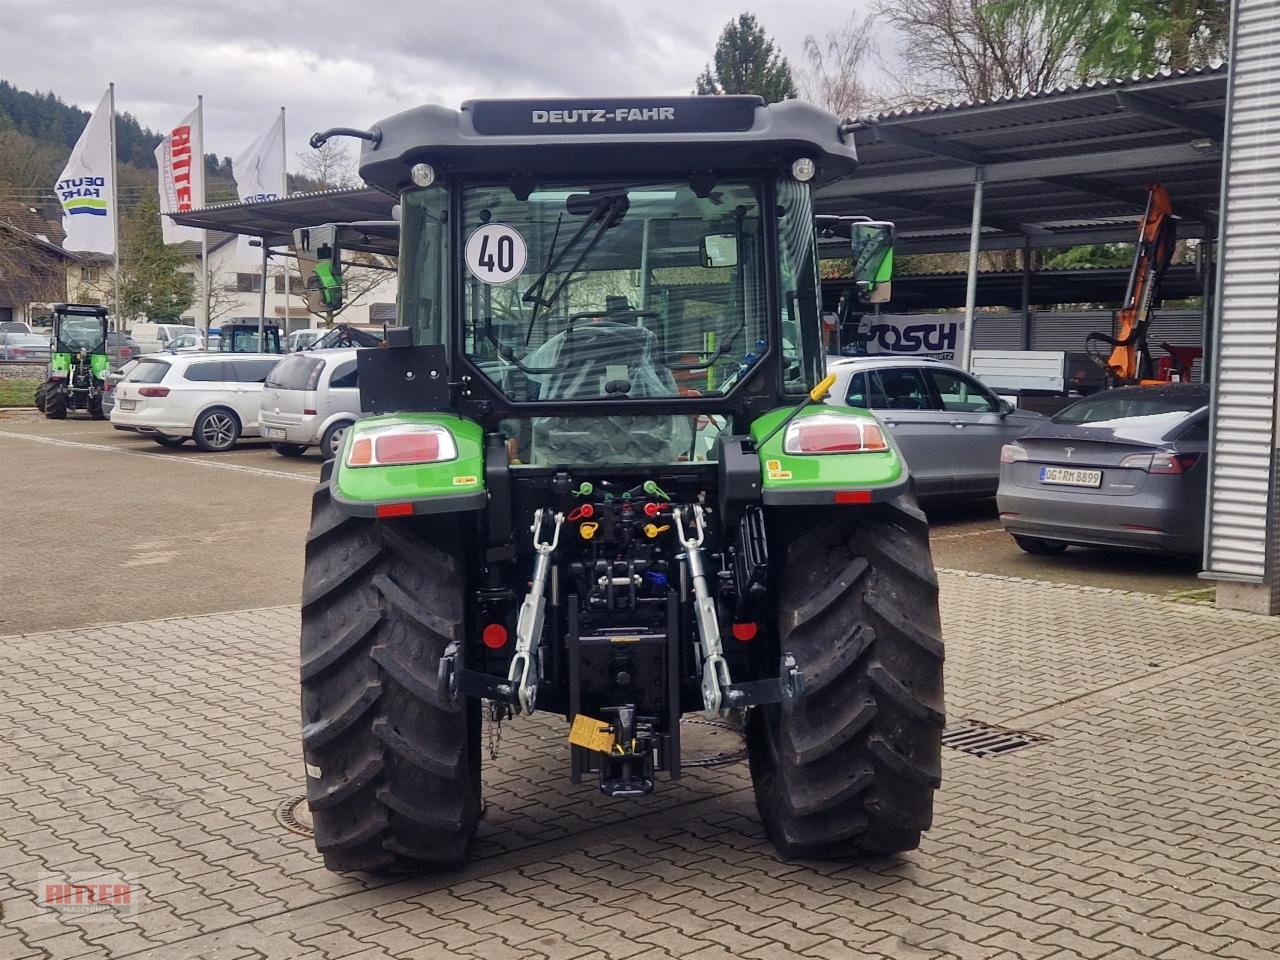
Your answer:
(37, 303), (109, 420)
(298, 96), (944, 872)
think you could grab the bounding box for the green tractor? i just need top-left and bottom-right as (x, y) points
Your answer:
(39, 303), (109, 420)
(299, 96), (944, 872)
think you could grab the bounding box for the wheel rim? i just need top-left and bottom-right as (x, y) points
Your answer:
(202, 414), (235, 448)
(328, 425), (349, 457)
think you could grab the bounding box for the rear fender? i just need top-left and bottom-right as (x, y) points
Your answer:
(330, 412), (486, 517)
(750, 405), (910, 505)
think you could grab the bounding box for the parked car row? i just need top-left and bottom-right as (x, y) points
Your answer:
(108, 347), (364, 456)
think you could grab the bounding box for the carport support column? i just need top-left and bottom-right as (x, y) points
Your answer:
(959, 170), (984, 371)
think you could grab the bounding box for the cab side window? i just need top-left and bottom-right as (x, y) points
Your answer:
(928, 369), (996, 413)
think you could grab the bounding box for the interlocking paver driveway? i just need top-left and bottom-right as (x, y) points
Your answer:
(2, 571), (1279, 960)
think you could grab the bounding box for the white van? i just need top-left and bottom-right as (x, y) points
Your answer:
(111, 353), (283, 451)
(260, 348), (364, 458)
(131, 322), (201, 354)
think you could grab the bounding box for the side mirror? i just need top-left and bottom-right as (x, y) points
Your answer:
(998, 398), (1015, 416)
(294, 225), (344, 314)
(850, 221), (894, 304)
(701, 233), (739, 269)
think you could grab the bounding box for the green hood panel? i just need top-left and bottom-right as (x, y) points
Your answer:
(749, 405), (907, 501)
(332, 413), (487, 515)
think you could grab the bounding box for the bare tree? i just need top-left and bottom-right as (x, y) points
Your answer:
(875, 0), (1079, 109)
(294, 141), (357, 190)
(798, 13), (881, 119)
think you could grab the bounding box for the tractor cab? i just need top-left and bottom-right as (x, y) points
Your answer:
(41, 303), (109, 420)
(298, 97), (942, 873)
(217, 320), (283, 354)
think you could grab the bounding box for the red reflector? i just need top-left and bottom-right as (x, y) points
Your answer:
(375, 432), (441, 465)
(731, 622), (758, 642)
(303, 408), (317, 415)
(375, 502), (414, 518)
(834, 490), (872, 504)
(482, 624), (509, 649)
(139, 386), (169, 398)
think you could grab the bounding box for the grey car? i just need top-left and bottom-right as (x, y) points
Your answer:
(997, 383), (1209, 556)
(825, 356), (1045, 498)
(101, 359), (141, 417)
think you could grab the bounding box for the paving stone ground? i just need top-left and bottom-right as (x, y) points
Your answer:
(3, 571), (1279, 960)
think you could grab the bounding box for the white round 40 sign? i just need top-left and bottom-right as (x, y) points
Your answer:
(465, 223), (527, 284)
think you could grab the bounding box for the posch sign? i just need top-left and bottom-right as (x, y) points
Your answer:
(861, 315), (960, 360)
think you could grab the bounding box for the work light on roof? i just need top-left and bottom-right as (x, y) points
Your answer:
(409, 162), (436, 188)
(790, 158), (816, 182)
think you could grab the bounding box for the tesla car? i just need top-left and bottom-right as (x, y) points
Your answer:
(997, 382), (1209, 556)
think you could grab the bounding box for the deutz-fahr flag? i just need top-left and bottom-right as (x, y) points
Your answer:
(155, 104), (205, 245)
(55, 88), (116, 254)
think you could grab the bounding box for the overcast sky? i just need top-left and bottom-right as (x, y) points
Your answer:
(0, 0), (883, 173)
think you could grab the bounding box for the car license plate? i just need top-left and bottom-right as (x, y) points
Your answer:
(119, 399), (136, 411)
(263, 426), (287, 439)
(1040, 466), (1102, 487)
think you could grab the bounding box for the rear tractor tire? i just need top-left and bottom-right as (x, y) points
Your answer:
(272, 442), (308, 458)
(300, 481), (481, 873)
(748, 497), (945, 859)
(34, 382), (47, 412)
(44, 385), (67, 420)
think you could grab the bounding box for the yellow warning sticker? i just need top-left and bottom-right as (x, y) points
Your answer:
(568, 714), (615, 754)
(765, 459), (782, 472)
(453, 475), (478, 486)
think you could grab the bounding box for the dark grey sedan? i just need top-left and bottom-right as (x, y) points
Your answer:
(997, 383), (1209, 556)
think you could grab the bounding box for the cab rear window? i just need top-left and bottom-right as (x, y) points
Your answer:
(127, 360), (170, 384)
(266, 356), (323, 390)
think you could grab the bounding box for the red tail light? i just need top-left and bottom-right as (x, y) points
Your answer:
(731, 622), (758, 642)
(139, 386), (169, 398)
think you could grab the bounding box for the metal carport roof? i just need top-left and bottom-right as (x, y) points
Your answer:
(822, 63), (1227, 254)
(168, 188), (395, 252)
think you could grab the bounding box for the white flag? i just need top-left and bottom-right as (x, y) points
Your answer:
(55, 88), (116, 254)
(232, 113), (286, 266)
(156, 105), (205, 245)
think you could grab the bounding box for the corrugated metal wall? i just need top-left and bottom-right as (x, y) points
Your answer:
(1205, 0), (1280, 582)
(967, 309), (1205, 357)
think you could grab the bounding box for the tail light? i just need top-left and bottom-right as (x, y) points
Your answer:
(784, 414), (888, 454)
(1119, 452), (1198, 474)
(1001, 442), (1028, 464)
(139, 386), (170, 398)
(346, 424), (458, 468)
(482, 624), (509, 649)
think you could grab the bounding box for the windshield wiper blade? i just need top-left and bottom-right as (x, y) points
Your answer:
(521, 194), (629, 314)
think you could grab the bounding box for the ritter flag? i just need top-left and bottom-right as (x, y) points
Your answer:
(55, 88), (116, 254)
(155, 105), (205, 244)
(232, 113), (285, 266)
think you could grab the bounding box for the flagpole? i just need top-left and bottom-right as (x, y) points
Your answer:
(108, 82), (121, 328)
(199, 94), (210, 333)
(280, 105), (289, 335)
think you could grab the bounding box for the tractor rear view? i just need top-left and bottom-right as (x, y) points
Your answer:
(39, 303), (109, 420)
(297, 96), (944, 872)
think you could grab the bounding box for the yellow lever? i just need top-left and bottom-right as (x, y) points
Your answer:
(810, 372), (838, 402)
(643, 523), (671, 539)
(579, 521), (599, 540)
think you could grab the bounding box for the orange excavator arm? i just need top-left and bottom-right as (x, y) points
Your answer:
(1087, 184), (1178, 385)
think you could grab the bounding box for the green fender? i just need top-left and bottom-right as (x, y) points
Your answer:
(330, 412), (486, 517)
(749, 404), (910, 505)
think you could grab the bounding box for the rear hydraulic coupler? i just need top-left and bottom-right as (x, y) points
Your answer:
(675, 505), (732, 719)
(509, 508), (563, 715)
